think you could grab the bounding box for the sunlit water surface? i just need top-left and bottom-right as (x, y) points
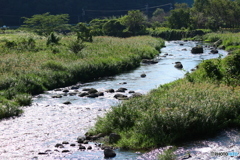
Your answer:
(1, 41), (237, 160)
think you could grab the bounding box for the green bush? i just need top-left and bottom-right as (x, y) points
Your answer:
(102, 19), (125, 37)
(46, 32), (61, 46)
(89, 81), (240, 149)
(69, 39), (85, 54)
(4, 40), (17, 49)
(158, 147), (176, 160)
(76, 23), (93, 42)
(148, 28), (208, 40)
(19, 37), (36, 50)
(0, 98), (22, 119)
(13, 74), (46, 95)
(14, 93), (32, 106)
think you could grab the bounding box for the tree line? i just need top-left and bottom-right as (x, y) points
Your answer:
(169, 0), (240, 30)
(19, 0), (240, 38)
(0, 0), (181, 26)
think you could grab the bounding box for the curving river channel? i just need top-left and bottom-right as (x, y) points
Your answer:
(1, 40), (238, 160)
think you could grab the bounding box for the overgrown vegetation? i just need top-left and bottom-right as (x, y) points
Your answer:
(147, 27), (211, 40)
(88, 32), (240, 150)
(89, 80), (240, 149)
(1, 0), (240, 154)
(158, 147), (177, 160)
(0, 32), (164, 119)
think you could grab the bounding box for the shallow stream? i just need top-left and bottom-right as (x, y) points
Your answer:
(1, 40), (237, 160)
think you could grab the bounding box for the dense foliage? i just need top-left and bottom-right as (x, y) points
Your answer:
(17, 0), (240, 39)
(0, 0), (180, 26)
(21, 13), (70, 36)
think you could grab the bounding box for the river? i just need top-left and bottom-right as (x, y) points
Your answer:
(1, 40), (237, 160)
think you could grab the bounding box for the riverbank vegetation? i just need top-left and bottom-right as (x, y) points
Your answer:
(0, 33), (164, 119)
(88, 32), (240, 150)
(1, 0), (240, 155)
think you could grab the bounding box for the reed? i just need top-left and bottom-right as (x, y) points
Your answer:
(89, 80), (240, 149)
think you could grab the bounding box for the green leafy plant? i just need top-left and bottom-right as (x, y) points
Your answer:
(69, 39), (85, 54)
(21, 12), (70, 36)
(158, 147), (177, 160)
(75, 23), (93, 42)
(46, 32), (61, 46)
(4, 40), (17, 49)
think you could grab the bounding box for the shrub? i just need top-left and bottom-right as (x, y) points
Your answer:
(69, 39), (85, 54)
(4, 40), (17, 49)
(158, 147), (176, 160)
(14, 93), (32, 106)
(0, 98), (22, 119)
(76, 23), (93, 42)
(102, 19), (125, 37)
(46, 32), (61, 46)
(89, 81), (240, 149)
(13, 74), (46, 95)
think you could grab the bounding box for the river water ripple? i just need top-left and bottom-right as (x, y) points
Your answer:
(1, 41), (236, 160)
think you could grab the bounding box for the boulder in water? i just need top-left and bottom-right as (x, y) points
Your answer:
(191, 46), (203, 54)
(104, 148), (116, 158)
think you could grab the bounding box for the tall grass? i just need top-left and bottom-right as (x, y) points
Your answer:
(204, 32), (240, 52)
(89, 32), (240, 150)
(89, 80), (240, 149)
(187, 33), (240, 88)
(0, 32), (164, 118)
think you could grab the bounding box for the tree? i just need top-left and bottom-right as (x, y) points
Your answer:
(121, 10), (147, 35)
(166, 4), (191, 29)
(75, 22), (93, 42)
(193, 0), (210, 12)
(151, 8), (166, 24)
(102, 19), (126, 37)
(21, 12), (70, 36)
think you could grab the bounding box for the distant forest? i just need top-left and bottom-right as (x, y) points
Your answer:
(0, 0), (193, 26)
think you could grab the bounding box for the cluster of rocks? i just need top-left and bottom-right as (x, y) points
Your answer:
(174, 61), (183, 69)
(51, 84), (143, 103)
(191, 45), (220, 55)
(179, 43), (222, 70)
(84, 132), (121, 158)
(38, 133), (120, 158)
(141, 59), (158, 64)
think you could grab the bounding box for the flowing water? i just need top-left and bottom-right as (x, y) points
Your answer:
(1, 40), (237, 160)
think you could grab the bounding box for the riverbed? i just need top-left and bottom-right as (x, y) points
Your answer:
(0, 40), (235, 160)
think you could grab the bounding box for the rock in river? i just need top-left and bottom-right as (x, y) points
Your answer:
(191, 46), (203, 54)
(104, 148), (116, 158)
(174, 62), (183, 69)
(141, 73), (146, 78)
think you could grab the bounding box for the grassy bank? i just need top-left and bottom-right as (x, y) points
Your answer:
(0, 32), (164, 119)
(88, 32), (240, 150)
(89, 80), (240, 149)
(147, 27), (211, 40)
(203, 32), (240, 53)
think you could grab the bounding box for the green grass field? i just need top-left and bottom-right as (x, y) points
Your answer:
(0, 31), (164, 119)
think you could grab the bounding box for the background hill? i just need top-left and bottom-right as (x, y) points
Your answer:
(0, 0), (193, 26)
